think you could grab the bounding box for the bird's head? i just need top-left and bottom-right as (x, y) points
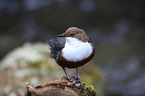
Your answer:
(57, 27), (88, 42)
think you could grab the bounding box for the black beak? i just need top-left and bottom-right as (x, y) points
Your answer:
(57, 34), (66, 37)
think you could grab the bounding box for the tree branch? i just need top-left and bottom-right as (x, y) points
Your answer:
(26, 78), (96, 96)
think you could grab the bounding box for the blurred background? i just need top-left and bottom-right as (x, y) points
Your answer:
(0, 0), (145, 96)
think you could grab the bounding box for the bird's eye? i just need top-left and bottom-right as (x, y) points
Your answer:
(70, 33), (74, 36)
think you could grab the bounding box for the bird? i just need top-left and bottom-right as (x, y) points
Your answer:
(46, 27), (95, 85)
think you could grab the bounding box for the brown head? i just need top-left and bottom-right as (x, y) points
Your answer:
(58, 27), (89, 42)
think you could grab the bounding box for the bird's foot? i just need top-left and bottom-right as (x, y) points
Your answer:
(72, 76), (84, 88)
(63, 76), (72, 82)
(63, 76), (78, 87)
(63, 76), (80, 88)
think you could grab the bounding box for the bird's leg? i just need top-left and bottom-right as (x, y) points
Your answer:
(62, 67), (71, 81)
(62, 67), (76, 86)
(72, 68), (83, 85)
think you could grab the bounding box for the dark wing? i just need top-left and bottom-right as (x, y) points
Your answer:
(46, 37), (65, 59)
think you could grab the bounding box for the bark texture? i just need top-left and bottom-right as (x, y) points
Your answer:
(26, 78), (96, 96)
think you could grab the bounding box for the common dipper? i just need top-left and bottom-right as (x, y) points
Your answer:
(46, 27), (95, 85)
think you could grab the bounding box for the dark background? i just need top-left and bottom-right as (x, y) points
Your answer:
(0, 0), (145, 96)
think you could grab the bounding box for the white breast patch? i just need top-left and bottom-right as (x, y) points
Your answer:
(62, 37), (93, 62)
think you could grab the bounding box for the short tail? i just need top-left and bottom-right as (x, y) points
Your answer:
(46, 37), (65, 59)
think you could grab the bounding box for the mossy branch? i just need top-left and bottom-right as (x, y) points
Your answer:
(26, 78), (96, 96)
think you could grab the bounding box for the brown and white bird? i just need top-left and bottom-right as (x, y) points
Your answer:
(46, 27), (95, 85)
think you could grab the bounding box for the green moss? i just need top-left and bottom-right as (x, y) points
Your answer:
(79, 83), (96, 95)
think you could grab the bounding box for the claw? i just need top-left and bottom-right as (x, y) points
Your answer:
(72, 76), (77, 80)
(71, 76), (84, 88)
(64, 76), (73, 87)
(64, 76), (80, 88)
(75, 77), (83, 85)
(64, 76), (72, 82)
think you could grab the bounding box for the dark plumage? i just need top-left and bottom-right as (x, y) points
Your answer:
(46, 37), (65, 63)
(46, 27), (95, 87)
